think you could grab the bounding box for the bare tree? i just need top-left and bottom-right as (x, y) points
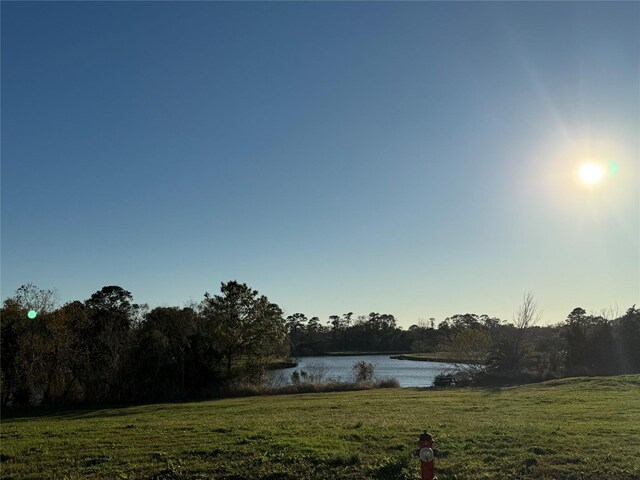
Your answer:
(513, 291), (542, 330)
(13, 283), (59, 315)
(492, 291), (542, 372)
(514, 291), (542, 367)
(600, 304), (620, 321)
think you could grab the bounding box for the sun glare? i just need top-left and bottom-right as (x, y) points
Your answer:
(578, 162), (604, 185)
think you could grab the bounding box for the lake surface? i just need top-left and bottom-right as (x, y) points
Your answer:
(270, 355), (457, 388)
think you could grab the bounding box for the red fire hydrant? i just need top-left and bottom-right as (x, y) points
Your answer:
(415, 432), (437, 480)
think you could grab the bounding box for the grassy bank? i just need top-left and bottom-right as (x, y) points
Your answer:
(2, 375), (639, 479)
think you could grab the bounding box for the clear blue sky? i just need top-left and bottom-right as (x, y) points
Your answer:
(2, 2), (638, 326)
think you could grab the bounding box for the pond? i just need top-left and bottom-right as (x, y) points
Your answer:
(270, 355), (457, 387)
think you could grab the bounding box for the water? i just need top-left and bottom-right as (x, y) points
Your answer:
(270, 355), (457, 388)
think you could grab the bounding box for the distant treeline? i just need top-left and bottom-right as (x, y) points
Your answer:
(287, 302), (640, 384)
(1, 282), (639, 406)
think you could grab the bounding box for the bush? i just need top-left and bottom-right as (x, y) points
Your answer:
(376, 377), (400, 388)
(351, 361), (376, 383)
(290, 362), (329, 385)
(433, 373), (457, 388)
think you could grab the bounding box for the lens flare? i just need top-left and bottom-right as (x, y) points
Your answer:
(578, 162), (604, 185)
(27, 310), (37, 319)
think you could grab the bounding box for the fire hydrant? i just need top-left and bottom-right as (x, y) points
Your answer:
(415, 432), (437, 480)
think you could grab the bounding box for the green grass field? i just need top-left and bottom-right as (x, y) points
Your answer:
(2, 375), (639, 480)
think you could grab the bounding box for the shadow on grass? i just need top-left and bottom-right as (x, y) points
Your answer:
(1, 402), (180, 421)
(2, 379), (404, 421)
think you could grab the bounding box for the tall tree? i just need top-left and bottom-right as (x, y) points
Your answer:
(201, 281), (286, 380)
(129, 306), (203, 400)
(1, 285), (60, 405)
(563, 307), (589, 374)
(285, 313), (307, 356)
(615, 306), (640, 373)
(486, 292), (541, 374)
(1, 298), (31, 405)
(84, 286), (140, 401)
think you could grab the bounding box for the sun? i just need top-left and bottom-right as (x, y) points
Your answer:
(578, 162), (604, 185)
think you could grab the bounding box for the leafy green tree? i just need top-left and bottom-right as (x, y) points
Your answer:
(201, 281), (286, 380)
(407, 320), (443, 353)
(443, 328), (492, 376)
(129, 306), (211, 400)
(21, 301), (91, 404)
(84, 286), (141, 401)
(50, 301), (92, 402)
(285, 313), (308, 356)
(615, 306), (640, 372)
(297, 316), (327, 354)
(1, 299), (31, 405)
(329, 312), (353, 351)
(563, 308), (621, 376)
(1, 285), (60, 405)
(85, 286), (137, 323)
(563, 307), (590, 374)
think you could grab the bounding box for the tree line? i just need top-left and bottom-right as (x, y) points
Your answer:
(285, 293), (639, 385)
(1, 282), (287, 406)
(1, 283), (639, 406)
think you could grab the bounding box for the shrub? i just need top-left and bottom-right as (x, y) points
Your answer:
(433, 373), (456, 388)
(376, 377), (400, 388)
(351, 361), (376, 383)
(290, 362), (329, 385)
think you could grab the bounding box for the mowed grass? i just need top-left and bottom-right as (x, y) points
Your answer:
(2, 376), (639, 480)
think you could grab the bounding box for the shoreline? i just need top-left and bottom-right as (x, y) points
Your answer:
(390, 353), (485, 365)
(266, 359), (298, 370)
(300, 351), (411, 357)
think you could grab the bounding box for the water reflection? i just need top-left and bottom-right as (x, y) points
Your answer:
(271, 355), (457, 387)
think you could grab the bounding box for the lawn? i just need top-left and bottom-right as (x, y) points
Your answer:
(2, 375), (639, 480)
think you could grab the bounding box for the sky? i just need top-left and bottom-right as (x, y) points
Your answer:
(2, 2), (638, 327)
